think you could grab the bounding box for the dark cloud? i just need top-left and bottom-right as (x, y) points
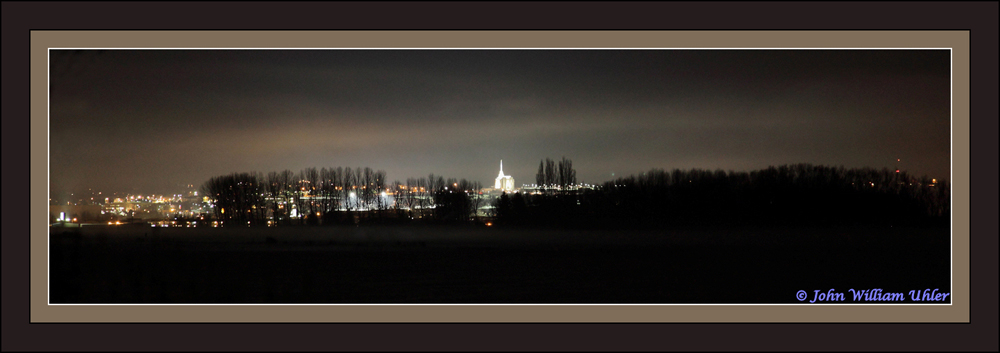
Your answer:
(49, 49), (951, 195)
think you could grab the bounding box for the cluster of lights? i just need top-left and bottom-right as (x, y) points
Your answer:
(54, 212), (76, 223)
(150, 220), (205, 228)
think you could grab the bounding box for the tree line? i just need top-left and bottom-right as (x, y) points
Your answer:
(202, 162), (949, 229)
(535, 156), (576, 188)
(495, 163), (949, 228)
(201, 167), (485, 227)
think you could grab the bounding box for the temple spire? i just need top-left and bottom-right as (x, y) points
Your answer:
(495, 159), (515, 191)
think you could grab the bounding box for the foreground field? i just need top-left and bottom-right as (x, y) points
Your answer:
(49, 224), (951, 304)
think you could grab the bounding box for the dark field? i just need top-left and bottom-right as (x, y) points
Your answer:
(49, 224), (951, 304)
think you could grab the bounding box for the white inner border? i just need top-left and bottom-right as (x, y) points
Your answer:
(46, 47), (955, 307)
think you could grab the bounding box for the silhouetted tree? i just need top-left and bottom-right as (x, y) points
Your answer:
(318, 167), (336, 220)
(342, 167), (356, 213)
(544, 158), (557, 188)
(390, 180), (405, 218)
(558, 156), (576, 188)
(536, 160), (545, 186)
(494, 192), (512, 223)
(302, 167), (319, 225)
(399, 178), (419, 218)
(416, 176), (431, 217)
(467, 181), (485, 220)
(373, 169), (388, 219)
(201, 172), (266, 227)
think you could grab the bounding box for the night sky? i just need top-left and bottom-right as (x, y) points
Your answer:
(48, 49), (951, 196)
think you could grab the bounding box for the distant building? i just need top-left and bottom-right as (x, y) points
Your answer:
(495, 160), (515, 191)
(49, 205), (103, 223)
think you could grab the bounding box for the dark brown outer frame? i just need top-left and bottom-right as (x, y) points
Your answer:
(3, 1), (998, 352)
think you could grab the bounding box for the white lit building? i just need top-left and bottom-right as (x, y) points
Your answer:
(495, 160), (515, 191)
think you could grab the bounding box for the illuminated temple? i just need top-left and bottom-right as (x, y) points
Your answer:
(494, 160), (515, 191)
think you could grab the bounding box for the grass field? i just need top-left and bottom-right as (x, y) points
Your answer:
(48, 224), (951, 304)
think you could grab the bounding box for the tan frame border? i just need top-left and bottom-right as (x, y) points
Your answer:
(30, 30), (970, 322)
